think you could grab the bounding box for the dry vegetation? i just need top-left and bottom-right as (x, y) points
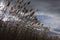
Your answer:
(0, 0), (60, 40)
(0, 19), (60, 40)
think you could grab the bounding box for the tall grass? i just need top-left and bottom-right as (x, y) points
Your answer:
(0, 20), (40, 40)
(0, 20), (60, 40)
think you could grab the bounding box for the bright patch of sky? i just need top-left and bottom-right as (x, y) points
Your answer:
(36, 12), (60, 35)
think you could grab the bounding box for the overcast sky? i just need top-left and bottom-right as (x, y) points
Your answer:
(0, 0), (60, 35)
(29, 0), (60, 35)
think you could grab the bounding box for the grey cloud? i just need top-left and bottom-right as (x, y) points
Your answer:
(30, 0), (60, 14)
(29, 0), (60, 35)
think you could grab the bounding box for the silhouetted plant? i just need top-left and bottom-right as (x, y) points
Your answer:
(0, 0), (60, 40)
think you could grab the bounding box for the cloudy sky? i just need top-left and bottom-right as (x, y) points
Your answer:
(0, 0), (60, 35)
(29, 0), (60, 35)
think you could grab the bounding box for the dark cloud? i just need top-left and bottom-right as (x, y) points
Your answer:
(30, 0), (60, 14)
(29, 0), (60, 35)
